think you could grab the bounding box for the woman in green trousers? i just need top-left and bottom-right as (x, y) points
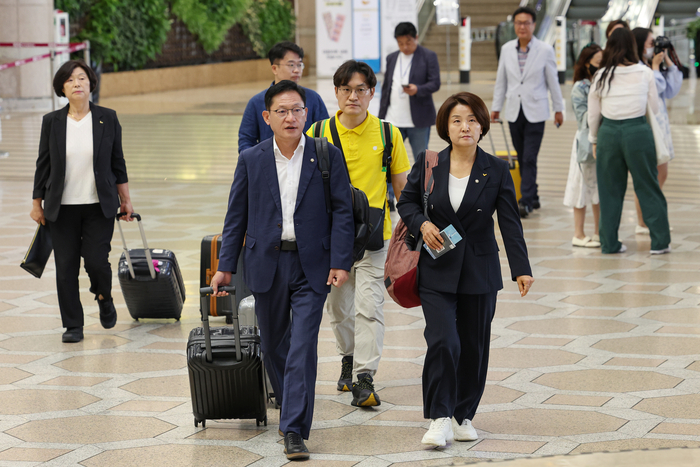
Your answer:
(587, 28), (671, 255)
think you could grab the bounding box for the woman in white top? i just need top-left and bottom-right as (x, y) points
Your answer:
(588, 29), (671, 255)
(564, 43), (603, 248)
(397, 92), (533, 447)
(631, 27), (683, 234)
(30, 60), (135, 343)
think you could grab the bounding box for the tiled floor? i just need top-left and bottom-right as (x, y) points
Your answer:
(0, 72), (699, 466)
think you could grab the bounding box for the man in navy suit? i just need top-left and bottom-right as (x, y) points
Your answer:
(379, 22), (440, 209)
(491, 6), (564, 218)
(211, 81), (354, 461)
(238, 42), (329, 153)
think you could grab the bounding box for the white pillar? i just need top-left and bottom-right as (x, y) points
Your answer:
(459, 16), (471, 83)
(555, 16), (566, 84)
(0, 0), (54, 110)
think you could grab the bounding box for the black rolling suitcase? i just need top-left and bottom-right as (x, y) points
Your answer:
(187, 286), (268, 428)
(200, 234), (252, 324)
(117, 213), (186, 320)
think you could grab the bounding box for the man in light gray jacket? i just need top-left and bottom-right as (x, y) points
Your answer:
(491, 6), (564, 218)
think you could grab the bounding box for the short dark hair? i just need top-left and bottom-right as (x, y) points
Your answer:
(573, 43), (602, 83)
(512, 6), (536, 23)
(264, 80), (306, 110)
(435, 92), (490, 144)
(333, 60), (377, 89)
(267, 41), (304, 65)
(605, 20), (629, 39)
(52, 59), (97, 98)
(394, 22), (417, 38)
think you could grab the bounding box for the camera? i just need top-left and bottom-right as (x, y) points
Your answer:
(653, 36), (672, 56)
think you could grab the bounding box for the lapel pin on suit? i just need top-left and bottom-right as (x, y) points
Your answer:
(483, 173), (487, 176)
(99, 121), (103, 124)
(310, 158), (314, 162)
(475, 179), (479, 183)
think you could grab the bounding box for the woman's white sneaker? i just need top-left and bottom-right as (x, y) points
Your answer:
(421, 417), (454, 446)
(451, 417), (478, 441)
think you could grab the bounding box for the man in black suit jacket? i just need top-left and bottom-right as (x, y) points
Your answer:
(379, 22), (441, 159)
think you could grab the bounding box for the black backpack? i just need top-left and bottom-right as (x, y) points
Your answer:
(313, 117), (393, 260)
(313, 136), (372, 263)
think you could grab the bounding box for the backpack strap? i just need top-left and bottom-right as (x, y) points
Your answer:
(380, 120), (393, 184)
(314, 137), (332, 215)
(328, 117), (352, 177)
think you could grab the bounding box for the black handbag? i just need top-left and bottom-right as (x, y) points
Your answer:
(315, 137), (372, 263)
(20, 223), (53, 278)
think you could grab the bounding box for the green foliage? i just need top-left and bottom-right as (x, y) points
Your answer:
(688, 18), (700, 40)
(172, 0), (252, 53)
(73, 0), (171, 71)
(55, 0), (94, 21)
(240, 0), (295, 58)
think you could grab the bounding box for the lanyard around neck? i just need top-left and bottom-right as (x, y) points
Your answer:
(399, 54), (413, 79)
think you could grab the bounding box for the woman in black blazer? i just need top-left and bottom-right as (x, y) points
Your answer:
(30, 60), (134, 343)
(397, 92), (534, 446)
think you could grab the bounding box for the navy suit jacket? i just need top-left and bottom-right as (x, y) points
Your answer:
(32, 102), (128, 222)
(378, 45), (441, 128)
(218, 135), (354, 295)
(397, 146), (531, 295)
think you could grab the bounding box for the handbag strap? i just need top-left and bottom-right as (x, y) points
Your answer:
(423, 150), (439, 219)
(314, 137), (332, 215)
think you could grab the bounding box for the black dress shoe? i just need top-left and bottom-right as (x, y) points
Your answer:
(62, 327), (84, 343)
(532, 199), (541, 210)
(518, 201), (532, 219)
(98, 297), (117, 329)
(284, 432), (310, 460)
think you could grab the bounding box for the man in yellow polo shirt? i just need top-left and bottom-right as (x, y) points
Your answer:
(307, 60), (410, 407)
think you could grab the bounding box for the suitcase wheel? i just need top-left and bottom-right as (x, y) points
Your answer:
(225, 315), (233, 325)
(256, 416), (267, 427)
(194, 418), (206, 428)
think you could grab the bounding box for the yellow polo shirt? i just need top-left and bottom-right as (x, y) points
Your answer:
(308, 110), (410, 240)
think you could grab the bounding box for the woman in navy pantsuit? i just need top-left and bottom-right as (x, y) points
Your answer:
(397, 92), (534, 446)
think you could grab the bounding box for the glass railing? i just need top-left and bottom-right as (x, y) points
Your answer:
(498, 0), (572, 47)
(600, 0), (659, 44)
(417, 0), (436, 43)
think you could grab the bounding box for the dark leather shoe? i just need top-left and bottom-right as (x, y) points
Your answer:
(518, 201), (532, 218)
(283, 432), (309, 460)
(532, 199), (541, 210)
(98, 297), (117, 329)
(62, 327), (84, 343)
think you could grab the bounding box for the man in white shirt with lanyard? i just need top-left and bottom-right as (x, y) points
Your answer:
(379, 22), (441, 208)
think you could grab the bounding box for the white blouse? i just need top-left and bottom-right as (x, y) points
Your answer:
(587, 64), (659, 144)
(62, 112), (99, 205)
(449, 173), (469, 212)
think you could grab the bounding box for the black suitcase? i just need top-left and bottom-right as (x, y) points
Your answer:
(116, 213), (186, 320)
(187, 286), (268, 428)
(200, 234), (252, 324)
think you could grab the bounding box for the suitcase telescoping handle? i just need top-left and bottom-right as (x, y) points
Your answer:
(487, 119), (515, 170)
(199, 286), (241, 363)
(116, 212), (156, 280)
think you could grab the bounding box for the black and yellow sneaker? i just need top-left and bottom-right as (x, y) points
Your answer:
(351, 373), (381, 407)
(337, 355), (353, 391)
